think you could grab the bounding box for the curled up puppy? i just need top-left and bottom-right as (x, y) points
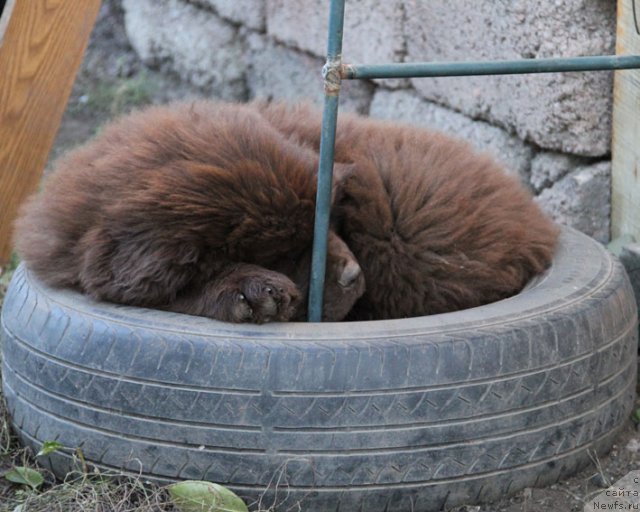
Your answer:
(256, 102), (559, 320)
(14, 101), (365, 323)
(15, 100), (558, 323)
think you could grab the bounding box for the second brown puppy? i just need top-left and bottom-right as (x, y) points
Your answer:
(256, 102), (559, 320)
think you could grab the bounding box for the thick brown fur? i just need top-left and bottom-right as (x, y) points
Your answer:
(255, 102), (560, 320)
(15, 101), (365, 323)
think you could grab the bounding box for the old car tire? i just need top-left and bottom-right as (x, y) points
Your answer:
(1, 226), (637, 511)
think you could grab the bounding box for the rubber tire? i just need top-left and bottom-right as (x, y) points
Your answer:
(1, 227), (637, 512)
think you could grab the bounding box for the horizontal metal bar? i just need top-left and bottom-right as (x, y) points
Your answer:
(342, 55), (640, 80)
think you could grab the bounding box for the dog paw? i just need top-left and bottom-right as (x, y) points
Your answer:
(228, 271), (301, 323)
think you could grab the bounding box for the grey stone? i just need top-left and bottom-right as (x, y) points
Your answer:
(530, 152), (590, 193)
(195, 0), (265, 30)
(535, 161), (611, 243)
(122, 0), (246, 100)
(607, 234), (635, 257)
(404, 0), (615, 156)
(246, 33), (373, 114)
(369, 89), (533, 182)
(619, 243), (640, 340)
(619, 243), (640, 280)
(266, 0), (405, 66)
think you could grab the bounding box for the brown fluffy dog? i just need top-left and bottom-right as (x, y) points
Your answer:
(15, 102), (365, 323)
(256, 102), (559, 320)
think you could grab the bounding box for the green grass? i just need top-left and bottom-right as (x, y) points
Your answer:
(0, 469), (179, 512)
(71, 73), (155, 119)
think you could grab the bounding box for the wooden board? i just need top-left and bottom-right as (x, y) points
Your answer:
(612, 0), (640, 241)
(0, 0), (16, 44)
(0, 0), (101, 270)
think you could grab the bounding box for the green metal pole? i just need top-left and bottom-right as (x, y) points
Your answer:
(342, 54), (640, 80)
(307, 2), (640, 323)
(308, 0), (345, 322)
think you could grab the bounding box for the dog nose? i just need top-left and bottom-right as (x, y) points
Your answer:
(338, 260), (362, 287)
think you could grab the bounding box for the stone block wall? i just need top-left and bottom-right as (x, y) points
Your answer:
(121, 0), (616, 242)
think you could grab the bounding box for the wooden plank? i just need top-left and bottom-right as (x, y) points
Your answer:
(0, 0), (101, 269)
(612, 0), (640, 241)
(0, 0), (17, 44)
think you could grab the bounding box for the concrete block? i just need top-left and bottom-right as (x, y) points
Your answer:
(195, 0), (265, 30)
(530, 152), (590, 193)
(369, 89), (533, 183)
(619, 243), (640, 337)
(266, 0), (405, 66)
(405, 0), (615, 156)
(123, 0), (246, 100)
(535, 161), (611, 243)
(246, 33), (373, 114)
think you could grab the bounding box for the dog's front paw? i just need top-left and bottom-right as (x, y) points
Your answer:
(225, 270), (301, 323)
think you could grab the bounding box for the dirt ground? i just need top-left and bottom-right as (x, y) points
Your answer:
(48, 0), (206, 164)
(2, 1), (640, 511)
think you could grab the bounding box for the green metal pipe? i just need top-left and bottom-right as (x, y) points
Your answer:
(342, 54), (640, 80)
(325, 0), (345, 61)
(308, 0), (345, 322)
(308, 6), (640, 323)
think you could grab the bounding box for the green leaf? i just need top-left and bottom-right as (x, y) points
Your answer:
(632, 408), (640, 424)
(36, 441), (64, 457)
(168, 481), (248, 512)
(4, 467), (44, 489)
